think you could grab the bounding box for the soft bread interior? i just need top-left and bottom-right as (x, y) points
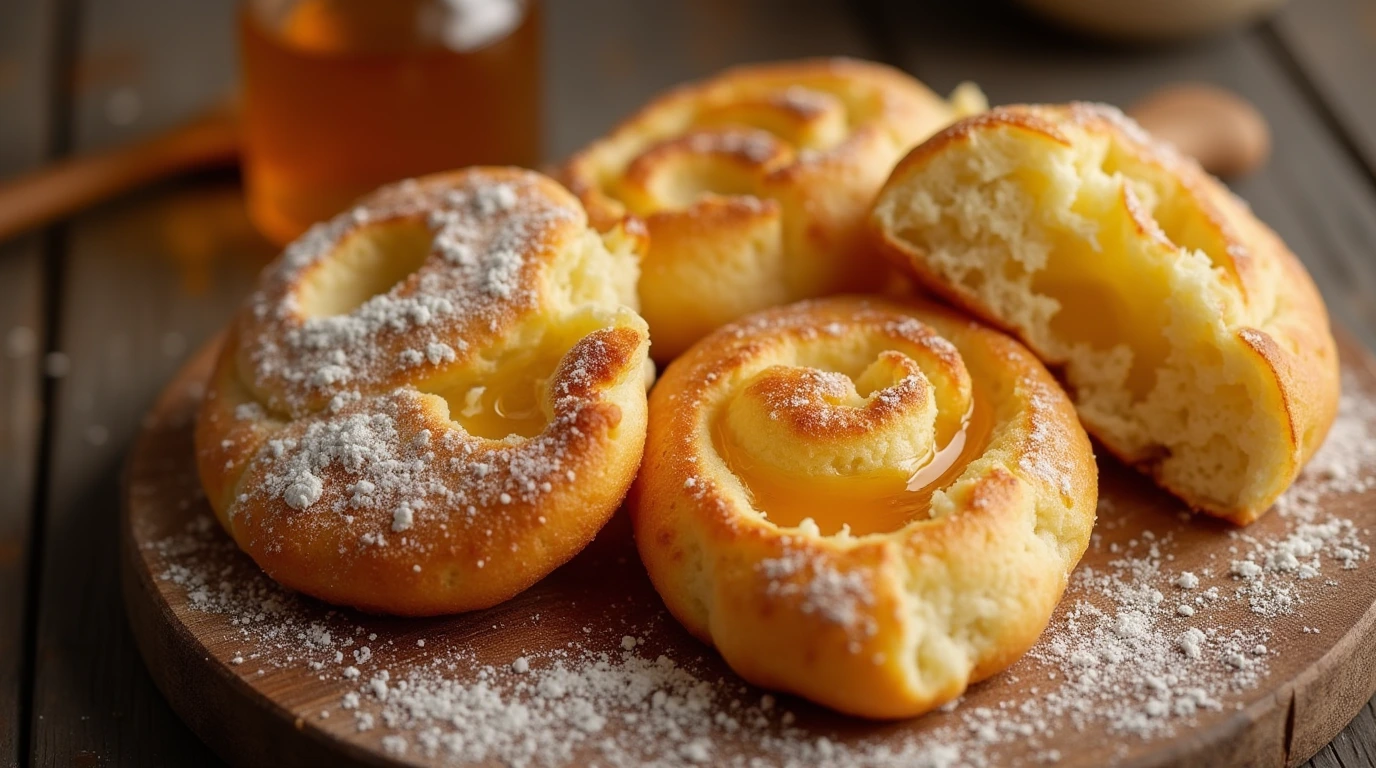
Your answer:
(873, 124), (1293, 516)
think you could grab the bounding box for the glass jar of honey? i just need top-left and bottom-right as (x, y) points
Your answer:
(239, 0), (542, 246)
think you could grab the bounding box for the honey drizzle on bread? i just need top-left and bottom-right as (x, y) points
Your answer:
(630, 296), (1097, 718)
(712, 381), (992, 536)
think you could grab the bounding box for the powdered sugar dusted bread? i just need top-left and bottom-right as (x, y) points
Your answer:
(560, 58), (985, 362)
(196, 168), (652, 615)
(871, 104), (1339, 524)
(630, 296), (1096, 718)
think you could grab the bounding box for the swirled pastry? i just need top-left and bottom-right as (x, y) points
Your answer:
(870, 103), (1339, 524)
(196, 168), (652, 615)
(561, 58), (985, 361)
(630, 296), (1096, 718)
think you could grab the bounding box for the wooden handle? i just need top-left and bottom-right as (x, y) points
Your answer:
(0, 104), (240, 243)
(1127, 83), (1270, 179)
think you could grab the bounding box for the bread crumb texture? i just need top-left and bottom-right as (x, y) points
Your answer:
(872, 103), (1339, 523)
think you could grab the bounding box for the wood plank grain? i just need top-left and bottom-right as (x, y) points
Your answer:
(23, 0), (880, 764)
(1271, 0), (1376, 182)
(28, 187), (265, 768)
(545, 0), (874, 159)
(0, 250), (43, 768)
(0, 0), (58, 765)
(25, 0), (263, 766)
(860, 2), (1376, 765)
(1307, 695), (1376, 768)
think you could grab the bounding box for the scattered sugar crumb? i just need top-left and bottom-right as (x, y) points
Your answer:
(138, 379), (1376, 768)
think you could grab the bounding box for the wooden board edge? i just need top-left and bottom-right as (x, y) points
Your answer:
(1284, 329), (1376, 765)
(117, 341), (388, 768)
(119, 333), (1376, 768)
(1125, 330), (1376, 768)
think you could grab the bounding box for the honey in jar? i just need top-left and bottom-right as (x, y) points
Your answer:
(239, 0), (542, 245)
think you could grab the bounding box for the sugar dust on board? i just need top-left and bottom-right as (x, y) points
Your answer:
(239, 0), (542, 246)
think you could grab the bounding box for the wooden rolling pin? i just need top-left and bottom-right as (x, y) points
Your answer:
(0, 103), (239, 244)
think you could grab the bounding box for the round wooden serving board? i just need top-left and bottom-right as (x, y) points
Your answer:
(123, 334), (1376, 768)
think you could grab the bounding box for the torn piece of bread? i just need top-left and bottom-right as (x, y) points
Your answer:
(870, 103), (1338, 524)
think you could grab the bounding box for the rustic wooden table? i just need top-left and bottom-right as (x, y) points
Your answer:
(1, 0), (1374, 766)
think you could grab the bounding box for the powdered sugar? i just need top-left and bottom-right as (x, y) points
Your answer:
(240, 172), (578, 417)
(1017, 379), (1079, 498)
(255, 408), (403, 516)
(1025, 525), (1268, 740)
(758, 551), (876, 632)
(680, 129), (784, 166)
(150, 510), (983, 767)
(141, 376), (1376, 766)
(773, 85), (836, 119)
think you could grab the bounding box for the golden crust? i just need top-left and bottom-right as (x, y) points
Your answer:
(195, 168), (651, 615)
(560, 58), (981, 361)
(629, 296), (1097, 718)
(871, 103), (1340, 524)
